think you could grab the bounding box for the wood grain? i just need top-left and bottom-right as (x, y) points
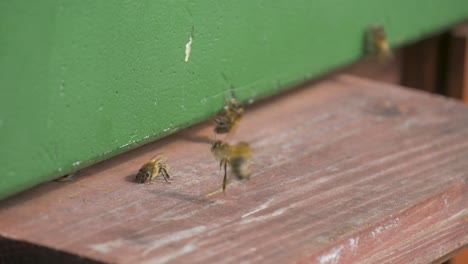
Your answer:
(0, 75), (467, 263)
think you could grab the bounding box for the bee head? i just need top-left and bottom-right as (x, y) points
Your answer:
(212, 140), (223, 149)
(229, 99), (242, 110)
(371, 25), (386, 41)
(228, 101), (244, 117)
(136, 168), (151, 183)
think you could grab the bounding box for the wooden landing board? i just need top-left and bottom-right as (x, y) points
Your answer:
(0, 75), (467, 263)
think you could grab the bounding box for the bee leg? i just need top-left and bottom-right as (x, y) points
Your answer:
(219, 159), (224, 170)
(161, 169), (171, 184)
(222, 160), (227, 195)
(164, 168), (172, 179)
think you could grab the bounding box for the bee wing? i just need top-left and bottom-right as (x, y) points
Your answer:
(232, 142), (252, 157)
(214, 115), (230, 126)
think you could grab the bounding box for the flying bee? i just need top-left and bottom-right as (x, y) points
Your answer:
(211, 140), (252, 193)
(135, 154), (171, 184)
(213, 94), (244, 136)
(54, 173), (77, 182)
(366, 25), (393, 61)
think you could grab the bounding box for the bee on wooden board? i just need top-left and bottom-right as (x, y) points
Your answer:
(135, 154), (171, 184)
(366, 25), (393, 61)
(213, 92), (244, 136)
(211, 140), (252, 193)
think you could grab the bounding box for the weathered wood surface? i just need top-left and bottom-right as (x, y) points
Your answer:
(0, 75), (467, 263)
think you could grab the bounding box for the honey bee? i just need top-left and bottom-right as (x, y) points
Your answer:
(135, 154), (171, 184)
(367, 25), (393, 60)
(211, 140), (252, 193)
(54, 173), (77, 182)
(213, 94), (244, 136)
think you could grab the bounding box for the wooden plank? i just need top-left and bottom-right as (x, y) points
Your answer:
(452, 247), (468, 264)
(447, 23), (468, 103)
(0, 75), (467, 263)
(341, 53), (401, 85)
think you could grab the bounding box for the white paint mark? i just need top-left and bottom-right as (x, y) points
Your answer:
(89, 239), (124, 254)
(72, 161), (81, 167)
(143, 225), (206, 255)
(348, 237), (359, 255)
(89, 226), (206, 256)
(241, 206), (288, 224)
(371, 218), (399, 237)
(184, 36), (193, 62)
(371, 226), (383, 237)
(143, 243), (196, 264)
(318, 245), (343, 264)
(119, 140), (136, 149)
(241, 198), (274, 218)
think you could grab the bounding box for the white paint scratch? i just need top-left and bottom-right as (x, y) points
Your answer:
(241, 206), (288, 224)
(120, 140), (136, 149)
(142, 225), (206, 255)
(371, 218), (399, 237)
(318, 245), (343, 264)
(348, 237), (359, 255)
(89, 239), (124, 254)
(89, 226), (206, 256)
(184, 36), (193, 62)
(371, 226), (383, 237)
(241, 198), (274, 218)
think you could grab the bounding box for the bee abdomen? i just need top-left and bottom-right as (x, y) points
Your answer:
(231, 157), (251, 180)
(215, 126), (231, 134)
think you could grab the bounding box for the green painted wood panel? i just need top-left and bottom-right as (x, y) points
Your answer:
(1, 0), (468, 200)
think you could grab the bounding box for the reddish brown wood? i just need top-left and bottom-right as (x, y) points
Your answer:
(401, 35), (442, 93)
(452, 248), (468, 264)
(447, 24), (468, 103)
(0, 75), (467, 263)
(343, 51), (401, 85)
